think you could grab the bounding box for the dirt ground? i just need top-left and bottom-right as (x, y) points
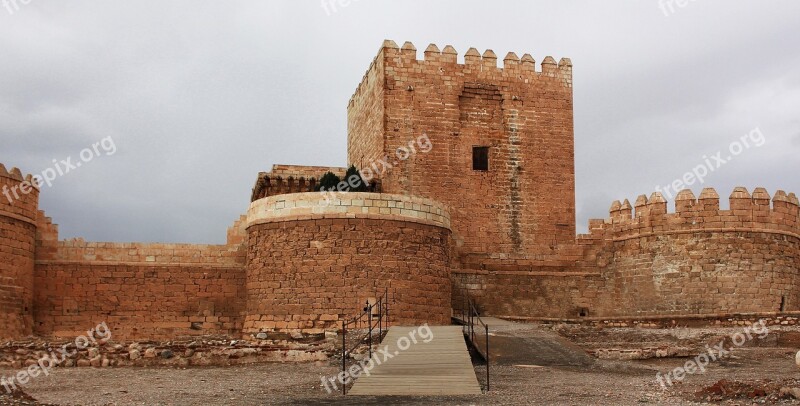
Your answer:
(3, 326), (800, 405)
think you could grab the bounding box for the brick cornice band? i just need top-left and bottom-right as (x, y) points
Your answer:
(34, 260), (243, 269)
(610, 227), (800, 243)
(0, 209), (37, 226)
(247, 192), (451, 230)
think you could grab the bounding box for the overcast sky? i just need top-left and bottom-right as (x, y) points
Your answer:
(1, 0), (798, 244)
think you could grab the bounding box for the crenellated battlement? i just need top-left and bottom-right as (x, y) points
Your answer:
(383, 39), (571, 76)
(349, 40), (572, 106)
(250, 165), (346, 202)
(348, 39), (577, 257)
(1, 39), (799, 341)
(0, 163), (38, 339)
(586, 187), (800, 241)
(251, 164), (383, 202)
(0, 163), (39, 187)
(0, 163), (23, 182)
(226, 214), (248, 246)
(0, 162), (40, 186)
(0, 163), (40, 223)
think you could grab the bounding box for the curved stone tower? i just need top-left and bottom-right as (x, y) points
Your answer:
(0, 164), (38, 339)
(592, 187), (800, 316)
(244, 192), (453, 334)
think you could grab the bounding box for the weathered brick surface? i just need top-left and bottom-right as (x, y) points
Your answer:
(247, 192), (451, 230)
(456, 188), (800, 320)
(2, 42), (800, 344)
(0, 167), (37, 339)
(34, 263), (246, 340)
(244, 193), (453, 334)
(347, 41), (575, 258)
(32, 215), (248, 340)
(251, 165), (348, 201)
(347, 51), (386, 171)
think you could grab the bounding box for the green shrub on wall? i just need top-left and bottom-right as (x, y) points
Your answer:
(344, 165), (369, 192)
(317, 167), (369, 192)
(318, 172), (341, 191)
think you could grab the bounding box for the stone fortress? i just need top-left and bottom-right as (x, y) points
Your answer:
(2, 40), (799, 343)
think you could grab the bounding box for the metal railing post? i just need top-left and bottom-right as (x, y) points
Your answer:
(385, 290), (390, 328)
(485, 323), (490, 392)
(368, 302), (373, 361)
(466, 298), (469, 336)
(470, 303), (475, 343)
(464, 297), (468, 335)
(342, 320), (346, 395)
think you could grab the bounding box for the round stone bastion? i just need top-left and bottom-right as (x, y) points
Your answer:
(243, 192), (453, 335)
(0, 166), (38, 340)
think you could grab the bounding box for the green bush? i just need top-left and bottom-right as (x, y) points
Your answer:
(344, 165), (369, 192)
(318, 171), (341, 191)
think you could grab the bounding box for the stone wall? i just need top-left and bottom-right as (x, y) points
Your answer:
(251, 165), (348, 201)
(594, 188), (800, 316)
(347, 40), (576, 259)
(0, 165), (38, 339)
(244, 193), (453, 335)
(452, 269), (603, 319)
(455, 188), (800, 320)
(3, 41), (800, 347)
(347, 49), (386, 172)
(32, 214), (248, 340)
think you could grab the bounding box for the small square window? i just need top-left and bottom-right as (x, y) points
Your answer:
(473, 146), (489, 171)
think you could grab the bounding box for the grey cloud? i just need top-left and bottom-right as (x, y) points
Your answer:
(1, 0), (798, 242)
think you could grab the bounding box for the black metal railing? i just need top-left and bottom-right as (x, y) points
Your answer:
(340, 287), (390, 395)
(459, 296), (490, 392)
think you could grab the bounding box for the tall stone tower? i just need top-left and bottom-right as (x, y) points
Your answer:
(347, 40), (575, 259)
(0, 164), (38, 339)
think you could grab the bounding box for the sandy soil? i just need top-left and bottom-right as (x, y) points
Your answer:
(3, 330), (800, 405)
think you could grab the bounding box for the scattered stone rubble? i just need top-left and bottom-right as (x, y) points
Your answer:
(0, 334), (333, 370)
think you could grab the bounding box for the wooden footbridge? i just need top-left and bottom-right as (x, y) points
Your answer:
(347, 325), (482, 396)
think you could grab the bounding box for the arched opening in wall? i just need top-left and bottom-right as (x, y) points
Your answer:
(578, 307), (589, 318)
(780, 296), (786, 312)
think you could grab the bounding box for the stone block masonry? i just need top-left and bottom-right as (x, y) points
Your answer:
(348, 41), (575, 259)
(33, 263), (246, 340)
(251, 165), (349, 201)
(244, 193), (453, 335)
(0, 165), (38, 339)
(456, 187), (800, 320)
(1, 39), (797, 347)
(32, 214), (248, 340)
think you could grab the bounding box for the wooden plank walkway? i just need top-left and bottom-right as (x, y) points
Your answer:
(348, 325), (482, 396)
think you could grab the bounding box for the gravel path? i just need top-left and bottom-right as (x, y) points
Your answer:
(3, 333), (800, 405)
(0, 359), (681, 405)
